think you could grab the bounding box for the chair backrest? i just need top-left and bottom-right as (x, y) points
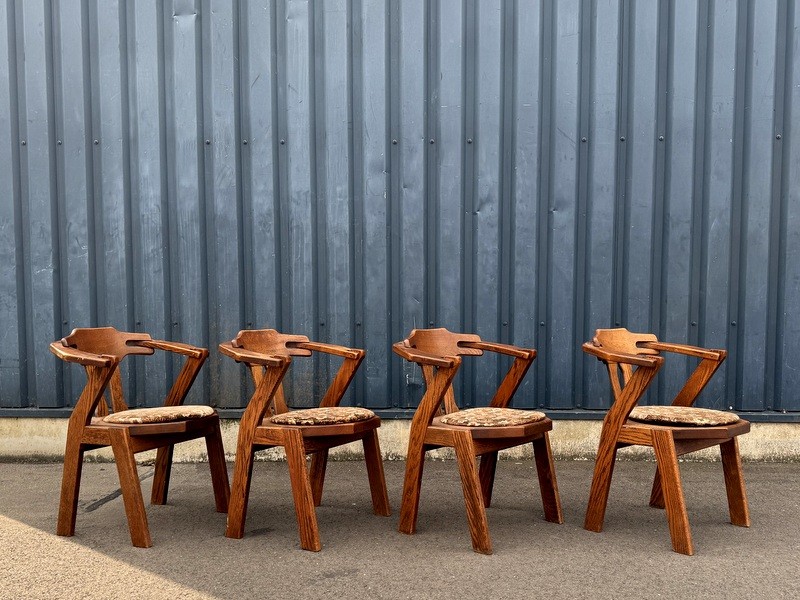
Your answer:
(592, 328), (659, 393)
(404, 328), (483, 358)
(232, 329), (311, 357)
(60, 327), (154, 359)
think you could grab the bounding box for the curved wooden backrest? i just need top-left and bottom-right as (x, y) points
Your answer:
(592, 328), (659, 356)
(60, 327), (154, 359)
(232, 329), (311, 357)
(404, 328), (483, 357)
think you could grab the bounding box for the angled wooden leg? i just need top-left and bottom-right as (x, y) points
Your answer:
(205, 422), (230, 513)
(362, 430), (391, 516)
(453, 431), (492, 555)
(652, 429), (693, 555)
(532, 433), (564, 524)
(150, 445), (174, 505)
(57, 438), (85, 537)
(284, 429), (321, 551)
(584, 435), (619, 532)
(226, 434), (256, 539)
(720, 437), (750, 527)
(109, 428), (152, 548)
(398, 440), (426, 535)
(478, 451), (498, 508)
(309, 450), (329, 507)
(649, 465), (665, 508)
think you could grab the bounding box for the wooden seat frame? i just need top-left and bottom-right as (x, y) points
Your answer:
(219, 329), (390, 551)
(50, 327), (230, 548)
(393, 328), (563, 554)
(583, 328), (751, 555)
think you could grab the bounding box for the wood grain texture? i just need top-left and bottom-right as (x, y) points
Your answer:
(395, 328), (562, 554)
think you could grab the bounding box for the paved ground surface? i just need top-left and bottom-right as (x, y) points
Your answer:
(0, 459), (798, 599)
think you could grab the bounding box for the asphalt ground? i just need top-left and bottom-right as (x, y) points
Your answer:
(1, 459), (798, 599)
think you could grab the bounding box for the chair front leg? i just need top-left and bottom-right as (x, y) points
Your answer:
(109, 428), (152, 548)
(720, 437), (750, 527)
(150, 445), (174, 505)
(205, 420), (231, 513)
(532, 433), (563, 523)
(651, 429), (693, 555)
(284, 429), (321, 551)
(453, 430), (492, 554)
(584, 435), (620, 533)
(57, 437), (85, 537)
(362, 429), (391, 516)
(398, 437), (426, 535)
(226, 438), (256, 539)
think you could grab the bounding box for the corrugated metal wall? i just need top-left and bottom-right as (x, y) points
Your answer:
(1, 0), (798, 419)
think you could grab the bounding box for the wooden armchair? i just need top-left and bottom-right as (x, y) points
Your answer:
(393, 328), (563, 554)
(50, 327), (230, 548)
(219, 329), (390, 551)
(583, 328), (750, 555)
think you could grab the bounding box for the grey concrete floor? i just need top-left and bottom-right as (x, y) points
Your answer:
(0, 459), (798, 599)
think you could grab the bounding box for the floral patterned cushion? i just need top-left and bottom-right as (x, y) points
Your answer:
(439, 407), (546, 427)
(628, 405), (740, 427)
(269, 406), (376, 426)
(102, 405), (215, 424)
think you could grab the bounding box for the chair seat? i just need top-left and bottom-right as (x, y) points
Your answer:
(102, 405), (215, 424)
(269, 406), (376, 426)
(439, 407), (546, 427)
(628, 405), (740, 427)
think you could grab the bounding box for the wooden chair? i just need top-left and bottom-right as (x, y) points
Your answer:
(219, 329), (390, 551)
(583, 327), (751, 555)
(393, 328), (563, 554)
(50, 327), (230, 548)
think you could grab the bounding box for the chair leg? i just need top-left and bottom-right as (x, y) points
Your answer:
(649, 465), (665, 508)
(150, 445), (174, 506)
(453, 431), (492, 555)
(284, 429), (321, 551)
(478, 451), (498, 508)
(226, 441), (256, 539)
(532, 434), (564, 524)
(309, 450), (329, 507)
(584, 437), (619, 532)
(109, 428), (152, 548)
(720, 438), (750, 527)
(362, 430), (391, 516)
(57, 438), (85, 537)
(398, 439), (426, 535)
(651, 429), (694, 555)
(205, 424), (231, 513)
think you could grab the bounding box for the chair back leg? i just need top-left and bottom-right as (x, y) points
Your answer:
(205, 423), (231, 513)
(150, 445), (174, 505)
(362, 430), (391, 516)
(532, 434), (564, 523)
(309, 450), (329, 507)
(720, 437), (750, 527)
(478, 452), (499, 508)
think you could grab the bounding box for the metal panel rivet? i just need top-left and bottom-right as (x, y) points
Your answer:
(428, 321), (434, 326)
(20, 140), (26, 146)
(467, 138), (473, 144)
(94, 139), (99, 145)
(429, 139), (435, 144)
(581, 137), (587, 143)
(776, 134), (782, 140)
(539, 321), (545, 326)
(658, 135), (664, 141)
(242, 139), (248, 145)
(280, 139), (286, 145)
(619, 136), (625, 142)
(731, 321), (736, 326)
(691, 321), (697, 326)
(205, 139), (211, 145)
(57, 140), (62, 145)
(392, 139), (398, 145)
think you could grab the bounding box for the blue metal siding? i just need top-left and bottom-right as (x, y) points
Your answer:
(0, 0), (797, 419)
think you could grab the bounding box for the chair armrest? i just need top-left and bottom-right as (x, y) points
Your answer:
(49, 342), (116, 367)
(392, 343), (458, 368)
(639, 341), (725, 361)
(460, 340), (535, 360)
(138, 339), (207, 359)
(582, 342), (663, 368)
(218, 343), (289, 367)
(294, 341), (363, 360)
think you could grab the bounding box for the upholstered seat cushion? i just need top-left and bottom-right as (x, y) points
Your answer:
(102, 405), (215, 424)
(269, 406), (375, 426)
(439, 407), (546, 427)
(628, 405), (740, 427)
